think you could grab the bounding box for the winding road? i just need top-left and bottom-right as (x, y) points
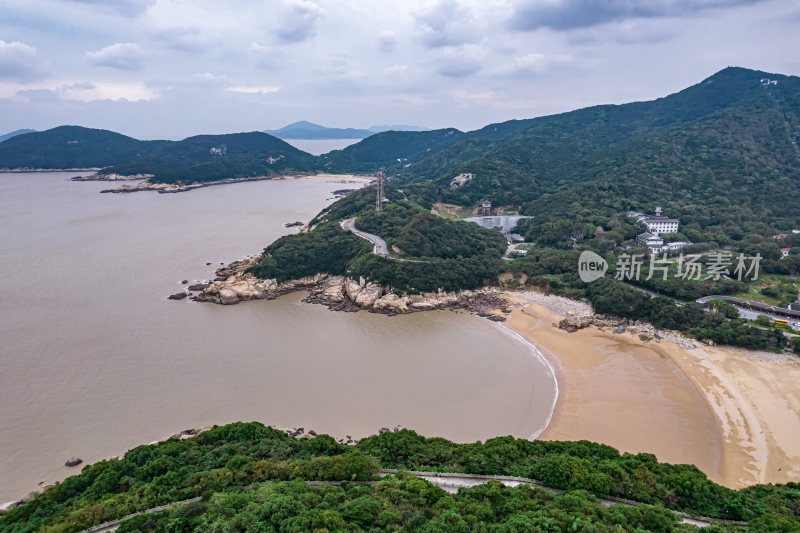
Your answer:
(77, 470), (745, 532)
(341, 218), (388, 257)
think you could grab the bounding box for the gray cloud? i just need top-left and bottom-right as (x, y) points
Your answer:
(0, 40), (47, 81)
(66, 0), (155, 17)
(510, 0), (767, 31)
(378, 30), (397, 53)
(147, 26), (212, 53)
(85, 42), (145, 70)
(434, 46), (483, 78)
(273, 0), (323, 43)
(414, 0), (478, 49)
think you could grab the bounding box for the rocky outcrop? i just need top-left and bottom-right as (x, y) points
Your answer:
(557, 311), (594, 332)
(168, 425), (215, 440)
(193, 256), (511, 318)
(167, 292), (187, 300)
(64, 457), (82, 467)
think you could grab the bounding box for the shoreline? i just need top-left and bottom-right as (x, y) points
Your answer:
(184, 256), (800, 489)
(68, 172), (374, 194)
(0, 168), (101, 173)
(493, 323), (559, 440)
(502, 292), (800, 489)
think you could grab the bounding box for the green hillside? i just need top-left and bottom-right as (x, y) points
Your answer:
(0, 126), (166, 169)
(249, 188), (507, 294)
(1, 422), (797, 532)
(316, 128), (466, 173)
(406, 68), (799, 213)
(101, 132), (317, 184)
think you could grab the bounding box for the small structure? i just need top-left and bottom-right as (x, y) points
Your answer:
(512, 249), (528, 257)
(375, 168), (385, 214)
(789, 303), (800, 311)
(667, 241), (691, 251)
(480, 200), (492, 216)
(772, 234), (788, 240)
(627, 207), (679, 236)
(636, 232), (666, 253)
(780, 247), (791, 259)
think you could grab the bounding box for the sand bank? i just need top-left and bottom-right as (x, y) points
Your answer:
(504, 294), (800, 488)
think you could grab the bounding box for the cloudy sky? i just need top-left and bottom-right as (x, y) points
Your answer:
(1, 0), (798, 139)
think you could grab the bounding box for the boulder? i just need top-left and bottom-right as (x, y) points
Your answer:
(188, 283), (208, 291)
(65, 457), (82, 467)
(557, 311), (594, 332)
(218, 289), (239, 305)
(0, 501), (21, 514)
(181, 280), (188, 284)
(167, 292), (187, 300)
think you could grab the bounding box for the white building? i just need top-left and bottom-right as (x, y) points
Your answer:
(635, 232), (666, 253)
(627, 207), (679, 236)
(667, 241), (691, 251)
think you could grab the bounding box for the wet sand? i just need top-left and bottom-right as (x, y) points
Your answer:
(505, 298), (800, 488)
(505, 302), (722, 481)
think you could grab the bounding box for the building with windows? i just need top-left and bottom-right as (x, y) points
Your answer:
(627, 207), (679, 236)
(635, 232), (666, 252)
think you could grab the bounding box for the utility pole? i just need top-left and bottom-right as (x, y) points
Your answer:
(375, 167), (385, 214)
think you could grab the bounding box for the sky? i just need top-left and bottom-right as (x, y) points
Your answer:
(0, 0), (798, 140)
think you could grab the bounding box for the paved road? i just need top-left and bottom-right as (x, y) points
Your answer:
(630, 285), (800, 331)
(381, 470), (744, 529)
(78, 470), (745, 532)
(502, 242), (531, 260)
(341, 218), (388, 257)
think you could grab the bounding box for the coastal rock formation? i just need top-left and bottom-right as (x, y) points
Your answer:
(167, 292), (187, 300)
(168, 425), (215, 440)
(558, 311), (594, 332)
(64, 457), (82, 467)
(345, 277), (383, 307)
(193, 256), (507, 317)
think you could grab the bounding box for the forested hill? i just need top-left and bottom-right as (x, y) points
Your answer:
(0, 126), (167, 169)
(100, 132), (318, 184)
(397, 68), (800, 233)
(1, 421), (798, 532)
(316, 128), (466, 173)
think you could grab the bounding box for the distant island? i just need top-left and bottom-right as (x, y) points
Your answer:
(0, 129), (36, 143)
(264, 120), (428, 140)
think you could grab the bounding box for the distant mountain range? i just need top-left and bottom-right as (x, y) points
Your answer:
(2, 67), (798, 234)
(0, 129), (36, 143)
(264, 121), (428, 140)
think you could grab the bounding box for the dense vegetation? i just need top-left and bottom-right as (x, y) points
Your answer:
(2, 422), (799, 532)
(115, 479), (694, 533)
(248, 223), (371, 282)
(249, 189), (508, 293)
(101, 132), (317, 184)
(316, 128), (466, 173)
(506, 247), (790, 351)
(0, 126), (166, 169)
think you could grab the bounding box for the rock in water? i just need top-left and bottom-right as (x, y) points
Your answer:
(167, 292), (187, 300)
(65, 457), (83, 467)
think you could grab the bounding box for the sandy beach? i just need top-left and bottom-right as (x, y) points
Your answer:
(504, 292), (800, 489)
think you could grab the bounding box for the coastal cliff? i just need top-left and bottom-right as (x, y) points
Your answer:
(193, 256), (510, 317)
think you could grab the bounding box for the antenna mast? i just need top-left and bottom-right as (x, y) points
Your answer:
(375, 167), (385, 214)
